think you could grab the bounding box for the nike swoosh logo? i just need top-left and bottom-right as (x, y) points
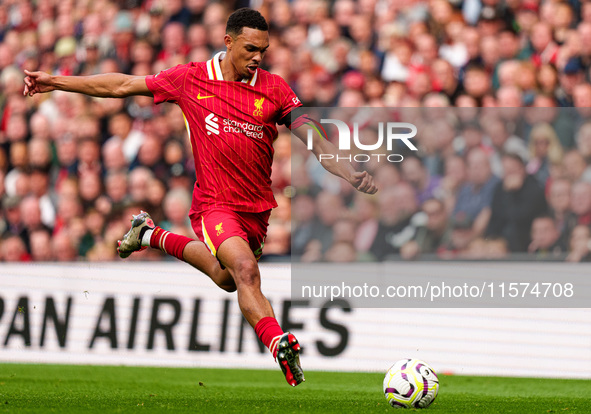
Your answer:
(197, 93), (215, 100)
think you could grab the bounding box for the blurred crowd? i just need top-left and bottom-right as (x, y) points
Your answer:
(2, 0), (591, 262)
(292, 107), (591, 262)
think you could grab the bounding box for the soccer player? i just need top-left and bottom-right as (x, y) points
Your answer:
(23, 8), (377, 386)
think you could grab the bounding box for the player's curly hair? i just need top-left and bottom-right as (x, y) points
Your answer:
(226, 8), (268, 37)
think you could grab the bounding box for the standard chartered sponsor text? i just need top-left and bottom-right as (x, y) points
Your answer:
(223, 118), (263, 139)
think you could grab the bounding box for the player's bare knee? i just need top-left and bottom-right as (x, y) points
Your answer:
(233, 259), (260, 287)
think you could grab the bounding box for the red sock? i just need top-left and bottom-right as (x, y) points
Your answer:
(150, 226), (192, 261)
(255, 317), (284, 358)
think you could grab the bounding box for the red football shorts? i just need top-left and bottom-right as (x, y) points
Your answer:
(190, 208), (271, 260)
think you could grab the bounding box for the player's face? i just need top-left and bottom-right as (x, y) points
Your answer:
(226, 27), (269, 80)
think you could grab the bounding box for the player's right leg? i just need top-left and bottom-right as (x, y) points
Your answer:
(117, 211), (236, 292)
(118, 209), (304, 386)
(182, 241), (236, 292)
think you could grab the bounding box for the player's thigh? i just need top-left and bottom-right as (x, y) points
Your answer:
(216, 236), (260, 286)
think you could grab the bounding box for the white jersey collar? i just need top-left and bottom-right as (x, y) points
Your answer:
(206, 51), (258, 86)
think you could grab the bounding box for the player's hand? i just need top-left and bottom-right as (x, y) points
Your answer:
(23, 70), (55, 96)
(349, 171), (377, 194)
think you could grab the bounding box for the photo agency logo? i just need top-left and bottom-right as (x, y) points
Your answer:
(302, 116), (418, 163)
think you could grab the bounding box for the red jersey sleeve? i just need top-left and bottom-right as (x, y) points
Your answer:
(145, 64), (188, 105)
(275, 75), (302, 126)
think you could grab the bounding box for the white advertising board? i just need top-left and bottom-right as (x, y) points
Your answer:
(0, 262), (589, 379)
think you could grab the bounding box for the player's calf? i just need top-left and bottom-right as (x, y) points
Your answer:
(117, 211), (192, 261)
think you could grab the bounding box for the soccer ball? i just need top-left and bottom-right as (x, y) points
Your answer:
(383, 358), (439, 409)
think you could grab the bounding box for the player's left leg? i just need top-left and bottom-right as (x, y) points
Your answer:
(118, 209), (304, 386)
(216, 236), (304, 387)
(216, 236), (272, 325)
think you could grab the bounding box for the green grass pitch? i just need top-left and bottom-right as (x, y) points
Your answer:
(0, 364), (589, 413)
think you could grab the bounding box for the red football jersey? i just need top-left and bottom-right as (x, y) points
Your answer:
(145, 51), (301, 214)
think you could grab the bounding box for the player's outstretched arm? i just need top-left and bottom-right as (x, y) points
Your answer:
(23, 70), (153, 98)
(291, 121), (378, 194)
